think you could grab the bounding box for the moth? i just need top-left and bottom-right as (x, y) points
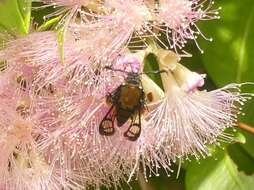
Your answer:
(99, 67), (166, 141)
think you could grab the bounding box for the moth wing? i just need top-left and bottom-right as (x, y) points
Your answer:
(99, 105), (116, 136)
(124, 110), (141, 141)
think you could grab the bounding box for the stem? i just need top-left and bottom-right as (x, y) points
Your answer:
(237, 122), (254, 135)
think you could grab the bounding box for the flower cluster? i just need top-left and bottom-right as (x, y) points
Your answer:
(35, 0), (220, 53)
(0, 0), (252, 190)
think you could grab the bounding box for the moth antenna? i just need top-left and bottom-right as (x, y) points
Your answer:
(141, 69), (168, 75)
(104, 66), (129, 74)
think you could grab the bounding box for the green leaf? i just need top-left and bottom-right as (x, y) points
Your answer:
(199, 0), (254, 86)
(186, 150), (254, 190)
(37, 16), (61, 32)
(197, 0), (254, 163)
(0, 0), (31, 35)
(240, 130), (254, 159)
(232, 131), (246, 144)
(228, 144), (254, 175)
(31, 2), (57, 26)
(18, 0), (31, 32)
(100, 180), (140, 190)
(143, 53), (164, 90)
(149, 164), (186, 190)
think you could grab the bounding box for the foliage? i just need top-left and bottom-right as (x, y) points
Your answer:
(0, 0), (31, 36)
(0, 0), (254, 189)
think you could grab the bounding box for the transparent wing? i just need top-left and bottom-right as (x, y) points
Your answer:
(99, 105), (116, 136)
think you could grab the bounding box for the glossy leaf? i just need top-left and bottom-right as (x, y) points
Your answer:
(37, 16), (61, 32)
(186, 150), (254, 190)
(228, 144), (254, 175)
(0, 0), (31, 35)
(197, 0), (254, 162)
(143, 53), (164, 90)
(199, 0), (254, 85)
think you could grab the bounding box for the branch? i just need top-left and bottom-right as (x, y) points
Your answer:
(237, 122), (254, 135)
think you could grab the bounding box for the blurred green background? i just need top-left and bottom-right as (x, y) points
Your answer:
(0, 0), (254, 189)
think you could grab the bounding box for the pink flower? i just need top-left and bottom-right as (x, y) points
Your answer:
(36, 0), (152, 53)
(1, 32), (64, 67)
(155, 0), (220, 53)
(2, 44), (252, 188)
(40, 0), (90, 6)
(0, 0), (252, 188)
(0, 120), (55, 190)
(0, 31), (121, 98)
(105, 0), (152, 29)
(34, 0), (221, 55)
(35, 0), (103, 26)
(0, 67), (67, 189)
(26, 55), (142, 188)
(172, 63), (206, 92)
(144, 60), (252, 159)
(27, 55), (174, 188)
